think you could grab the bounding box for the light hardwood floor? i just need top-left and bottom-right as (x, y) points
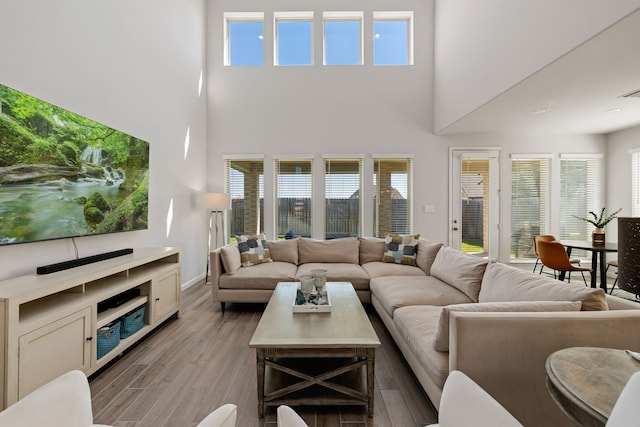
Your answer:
(89, 282), (437, 427)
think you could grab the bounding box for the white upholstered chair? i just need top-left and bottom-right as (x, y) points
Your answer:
(606, 371), (640, 427)
(0, 370), (237, 427)
(277, 405), (309, 427)
(427, 370), (523, 427)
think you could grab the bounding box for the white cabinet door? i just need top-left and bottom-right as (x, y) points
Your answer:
(18, 307), (92, 399)
(151, 268), (180, 322)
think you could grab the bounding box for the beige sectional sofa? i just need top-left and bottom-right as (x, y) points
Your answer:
(210, 236), (640, 427)
(209, 236), (432, 309)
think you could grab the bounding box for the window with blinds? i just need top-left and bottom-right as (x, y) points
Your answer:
(511, 157), (551, 260)
(275, 158), (313, 238)
(560, 157), (600, 248)
(373, 158), (411, 237)
(633, 151), (640, 216)
(225, 159), (264, 238)
(325, 159), (362, 239)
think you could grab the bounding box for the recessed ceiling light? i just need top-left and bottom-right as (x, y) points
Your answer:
(607, 108), (622, 113)
(258, 35), (264, 40)
(374, 34), (381, 39)
(532, 107), (550, 115)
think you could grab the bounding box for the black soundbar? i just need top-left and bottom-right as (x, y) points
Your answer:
(37, 248), (134, 275)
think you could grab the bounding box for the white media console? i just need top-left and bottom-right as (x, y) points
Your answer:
(0, 247), (181, 409)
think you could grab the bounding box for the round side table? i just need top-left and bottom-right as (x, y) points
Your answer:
(546, 347), (640, 427)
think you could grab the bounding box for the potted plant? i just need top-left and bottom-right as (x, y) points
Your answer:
(574, 207), (622, 246)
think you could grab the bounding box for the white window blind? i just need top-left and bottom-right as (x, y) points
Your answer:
(225, 159), (264, 238)
(325, 159), (362, 238)
(275, 159), (313, 238)
(560, 157), (599, 245)
(511, 158), (551, 260)
(633, 150), (640, 216)
(373, 158), (412, 237)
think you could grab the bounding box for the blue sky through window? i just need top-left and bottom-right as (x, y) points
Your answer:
(229, 22), (264, 66)
(374, 21), (409, 65)
(325, 21), (361, 65)
(277, 21), (312, 65)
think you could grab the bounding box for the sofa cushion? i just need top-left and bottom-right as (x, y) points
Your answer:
(416, 239), (444, 275)
(361, 262), (426, 279)
(370, 276), (474, 318)
(393, 305), (450, 390)
(219, 262), (297, 290)
(430, 246), (490, 302)
(359, 237), (386, 264)
(432, 301), (583, 352)
(220, 245), (241, 274)
(382, 234), (420, 266)
(298, 237), (359, 264)
(268, 239), (299, 265)
(296, 263), (370, 290)
(237, 233), (272, 267)
(478, 262), (609, 311)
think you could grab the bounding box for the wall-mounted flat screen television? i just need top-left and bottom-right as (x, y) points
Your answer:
(0, 84), (149, 246)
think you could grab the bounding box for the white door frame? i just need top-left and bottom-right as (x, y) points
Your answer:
(449, 148), (502, 259)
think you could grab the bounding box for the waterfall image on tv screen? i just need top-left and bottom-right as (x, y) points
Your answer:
(0, 84), (149, 245)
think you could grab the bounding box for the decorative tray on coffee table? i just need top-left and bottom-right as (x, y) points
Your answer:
(292, 290), (331, 313)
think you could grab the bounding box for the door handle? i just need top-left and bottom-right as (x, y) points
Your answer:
(452, 227), (459, 231)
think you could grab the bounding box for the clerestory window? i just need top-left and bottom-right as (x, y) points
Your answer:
(224, 12), (264, 66)
(373, 11), (413, 66)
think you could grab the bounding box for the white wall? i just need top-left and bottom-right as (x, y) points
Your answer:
(207, 0), (442, 238)
(606, 124), (640, 242)
(434, 0), (640, 133)
(0, 0), (208, 284)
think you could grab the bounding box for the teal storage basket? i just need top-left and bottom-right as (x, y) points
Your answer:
(120, 306), (146, 339)
(97, 322), (120, 359)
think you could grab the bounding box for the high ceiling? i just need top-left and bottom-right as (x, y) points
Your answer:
(438, 9), (640, 136)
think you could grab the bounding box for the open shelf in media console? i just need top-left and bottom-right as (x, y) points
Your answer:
(97, 296), (148, 329)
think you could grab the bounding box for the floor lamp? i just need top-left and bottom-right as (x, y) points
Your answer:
(202, 192), (231, 285)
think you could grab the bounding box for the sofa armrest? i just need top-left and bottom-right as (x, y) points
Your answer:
(210, 248), (225, 303)
(449, 310), (640, 427)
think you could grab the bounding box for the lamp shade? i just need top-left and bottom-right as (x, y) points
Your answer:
(201, 193), (231, 211)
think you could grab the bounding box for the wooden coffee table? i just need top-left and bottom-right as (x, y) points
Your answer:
(249, 282), (380, 418)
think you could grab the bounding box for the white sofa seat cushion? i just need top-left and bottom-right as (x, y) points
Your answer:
(370, 276), (473, 318)
(296, 263), (370, 290)
(479, 262), (609, 311)
(361, 261), (426, 279)
(393, 305), (449, 390)
(219, 261), (297, 290)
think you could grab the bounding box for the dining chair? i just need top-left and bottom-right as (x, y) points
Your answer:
(606, 259), (619, 294)
(537, 240), (591, 285)
(533, 235), (581, 275)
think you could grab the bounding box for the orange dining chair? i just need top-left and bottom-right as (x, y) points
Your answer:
(532, 235), (555, 274)
(537, 240), (592, 285)
(533, 235), (582, 275)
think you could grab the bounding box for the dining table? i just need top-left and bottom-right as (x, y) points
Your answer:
(559, 240), (618, 291)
